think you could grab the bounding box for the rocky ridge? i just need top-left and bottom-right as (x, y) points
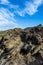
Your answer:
(0, 24), (43, 65)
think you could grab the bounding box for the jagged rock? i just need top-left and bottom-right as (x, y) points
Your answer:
(0, 24), (43, 65)
(31, 46), (41, 55)
(39, 49), (43, 58)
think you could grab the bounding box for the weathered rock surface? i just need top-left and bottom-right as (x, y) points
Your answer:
(0, 24), (43, 65)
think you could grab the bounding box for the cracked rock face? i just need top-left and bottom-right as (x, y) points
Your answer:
(0, 24), (43, 65)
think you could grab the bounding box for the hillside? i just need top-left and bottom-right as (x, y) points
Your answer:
(0, 24), (43, 65)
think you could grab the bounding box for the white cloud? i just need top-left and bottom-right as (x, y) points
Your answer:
(0, 8), (18, 30)
(24, 1), (38, 15)
(33, 0), (42, 5)
(0, 0), (19, 30)
(16, 10), (25, 16)
(15, 0), (43, 16)
(0, 0), (19, 10)
(0, 0), (43, 16)
(25, 0), (43, 15)
(0, 0), (9, 4)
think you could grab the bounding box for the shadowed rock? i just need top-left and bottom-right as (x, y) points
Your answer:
(0, 24), (43, 65)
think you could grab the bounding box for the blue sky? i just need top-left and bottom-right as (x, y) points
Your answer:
(0, 0), (43, 30)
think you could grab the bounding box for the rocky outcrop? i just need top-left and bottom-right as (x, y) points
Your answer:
(0, 24), (43, 65)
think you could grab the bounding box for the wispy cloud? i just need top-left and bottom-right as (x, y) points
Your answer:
(0, 0), (18, 30)
(0, 0), (9, 4)
(0, 0), (43, 16)
(0, 0), (43, 30)
(0, 7), (18, 30)
(15, 0), (43, 16)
